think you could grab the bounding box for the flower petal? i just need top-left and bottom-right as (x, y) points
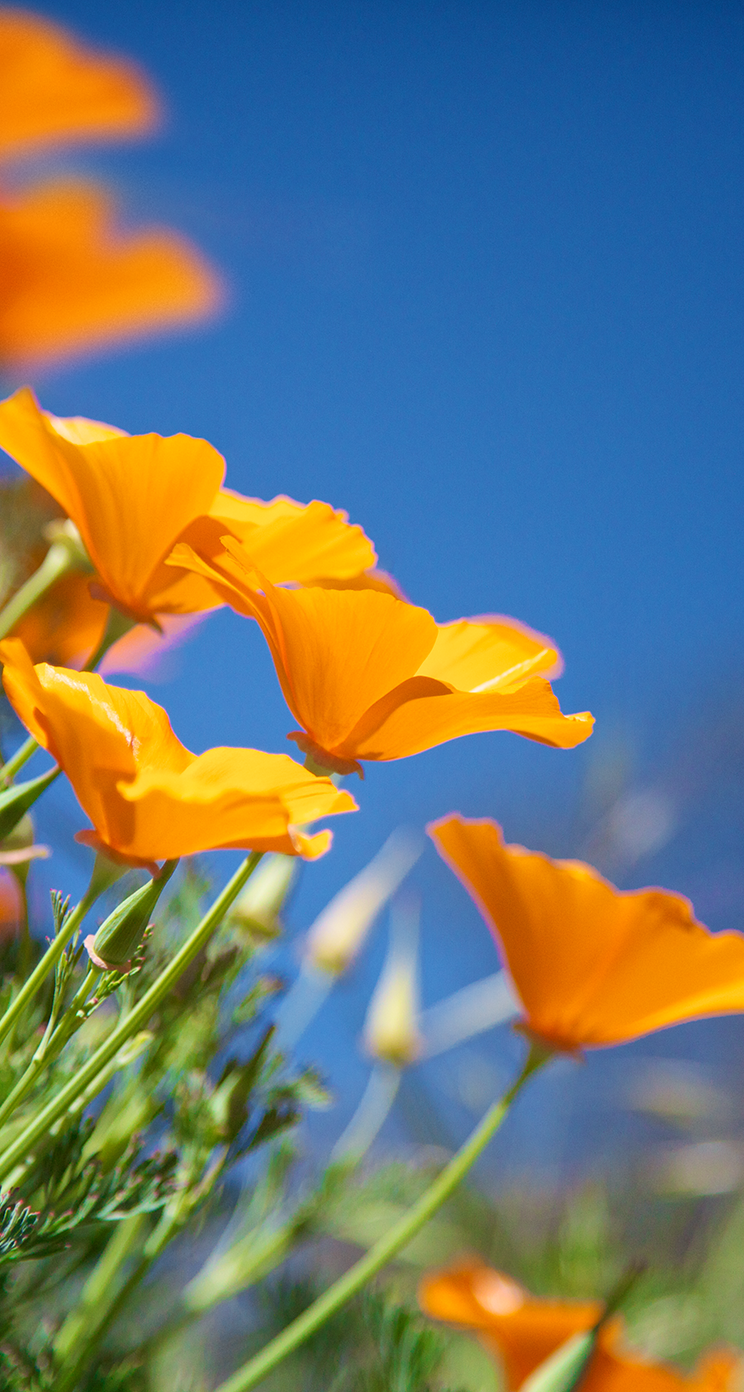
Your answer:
(208, 490), (377, 583)
(0, 182), (222, 371)
(0, 386), (225, 618)
(339, 678), (594, 762)
(417, 616), (563, 692)
(428, 815), (744, 1049)
(0, 9), (158, 159)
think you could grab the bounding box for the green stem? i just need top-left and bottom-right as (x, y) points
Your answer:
(213, 1044), (550, 1392)
(0, 539), (85, 643)
(1, 736), (40, 783)
(54, 1211), (147, 1373)
(0, 853), (263, 1182)
(0, 883), (99, 1051)
(0, 966), (101, 1130)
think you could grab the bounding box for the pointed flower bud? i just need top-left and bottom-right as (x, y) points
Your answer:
(226, 853), (297, 939)
(305, 829), (421, 976)
(363, 895), (423, 1067)
(85, 859), (177, 969)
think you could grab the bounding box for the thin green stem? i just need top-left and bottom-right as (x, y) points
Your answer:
(0, 966), (102, 1130)
(0, 883), (99, 1051)
(54, 1211), (148, 1375)
(0, 539), (84, 644)
(1, 736), (40, 784)
(0, 853), (263, 1182)
(213, 1044), (550, 1392)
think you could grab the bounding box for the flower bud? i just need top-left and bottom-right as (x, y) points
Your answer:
(305, 829), (421, 976)
(363, 895), (422, 1068)
(226, 854), (297, 939)
(85, 859), (177, 969)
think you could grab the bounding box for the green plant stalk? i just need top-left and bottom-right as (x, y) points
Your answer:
(0, 883), (100, 1051)
(212, 1043), (550, 1392)
(54, 1211), (148, 1370)
(1, 735), (39, 782)
(0, 965), (102, 1130)
(0, 852), (263, 1182)
(0, 538), (83, 643)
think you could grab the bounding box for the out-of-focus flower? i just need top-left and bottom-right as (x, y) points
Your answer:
(0, 866), (21, 935)
(0, 387), (379, 625)
(0, 8), (158, 159)
(226, 853), (297, 939)
(0, 181), (221, 369)
(0, 9), (222, 368)
(428, 815), (744, 1052)
(305, 830), (421, 974)
(419, 1264), (740, 1390)
(363, 896), (422, 1066)
(0, 637), (357, 865)
(168, 541), (593, 774)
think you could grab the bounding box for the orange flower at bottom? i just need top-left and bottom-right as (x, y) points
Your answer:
(0, 638), (356, 864)
(419, 1264), (740, 1391)
(428, 815), (744, 1051)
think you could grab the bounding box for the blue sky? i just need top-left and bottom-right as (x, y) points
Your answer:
(6, 0), (744, 1170)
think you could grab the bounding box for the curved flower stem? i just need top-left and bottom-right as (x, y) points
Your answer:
(0, 852), (263, 1182)
(0, 537), (86, 643)
(212, 1042), (550, 1392)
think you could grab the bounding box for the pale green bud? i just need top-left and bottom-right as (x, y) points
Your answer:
(86, 860), (177, 968)
(305, 830), (421, 976)
(363, 897), (422, 1068)
(226, 854), (297, 939)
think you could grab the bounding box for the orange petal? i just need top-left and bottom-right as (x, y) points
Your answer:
(11, 569), (108, 668)
(0, 636), (192, 849)
(0, 638), (356, 862)
(417, 616), (563, 692)
(208, 490), (377, 583)
(428, 815), (744, 1049)
(0, 10), (159, 159)
(115, 746), (357, 860)
(419, 1263), (600, 1390)
(0, 386), (225, 619)
(338, 677), (594, 762)
(0, 181), (222, 371)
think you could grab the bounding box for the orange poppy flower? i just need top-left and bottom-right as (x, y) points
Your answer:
(419, 1263), (740, 1391)
(0, 181), (222, 370)
(0, 8), (158, 160)
(0, 386), (377, 624)
(0, 638), (356, 864)
(428, 815), (744, 1051)
(167, 537), (594, 774)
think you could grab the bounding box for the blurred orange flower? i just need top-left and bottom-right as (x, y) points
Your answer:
(0, 8), (158, 158)
(0, 387), (378, 625)
(0, 869), (22, 938)
(168, 538), (594, 773)
(0, 638), (357, 864)
(0, 9), (221, 368)
(428, 814), (744, 1051)
(419, 1263), (740, 1391)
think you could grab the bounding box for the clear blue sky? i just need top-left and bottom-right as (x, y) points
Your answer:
(7, 1), (744, 1170)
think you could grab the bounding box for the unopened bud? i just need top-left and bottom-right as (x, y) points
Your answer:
(226, 854), (297, 939)
(85, 860), (177, 969)
(305, 830), (421, 976)
(363, 895), (422, 1067)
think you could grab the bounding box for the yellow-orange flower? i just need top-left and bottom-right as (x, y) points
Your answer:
(0, 638), (356, 864)
(0, 11), (221, 367)
(0, 181), (221, 369)
(0, 386), (378, 624)
(168, 537), (594, 773)
(428, 815), (744, 1051)
(0, 8), (158, 159)
(419, 1263), (740, 1391)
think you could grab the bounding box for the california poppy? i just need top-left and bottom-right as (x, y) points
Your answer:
(428, 815), (744, 1051)
(0, 8), (158, 160)
(0, 386), (378, 625)
(419, 1263), (740, 1391)
(168, 537), (593, 773)
(0, 182), (221, 370)
(0, 12), (222, 368)
(0, 638), (356, 864)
